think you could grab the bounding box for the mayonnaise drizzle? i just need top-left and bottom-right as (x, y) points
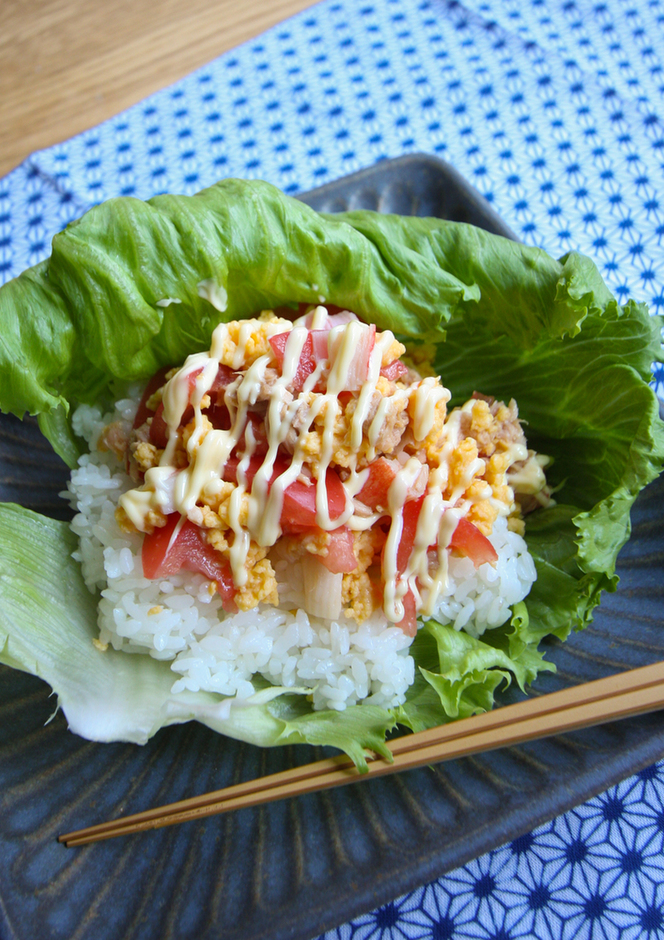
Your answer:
(382, 457), (425, 621)
(120, 314), (513, 624)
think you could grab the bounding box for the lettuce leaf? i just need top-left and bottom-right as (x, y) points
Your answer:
(0, 502), (394, 770)
(0, 178), (662, 764)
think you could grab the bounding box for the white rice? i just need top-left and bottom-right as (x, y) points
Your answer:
(65, 398), (537, 712)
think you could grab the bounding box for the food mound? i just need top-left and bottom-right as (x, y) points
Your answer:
(69, 308), (551, 712)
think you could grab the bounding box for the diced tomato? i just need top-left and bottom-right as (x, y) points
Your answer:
(185, 366), (204, 395)
(270, 331), (307, 389)
(281, 468), (347, 528)
(449, 517), (498, 567)
(269, 330), (290, 369)
(318, 526), (357, 573)
(133, 366), (172, 430)
(382, 501), (497, 636)
(356, 457), (399, 511)
(396, 590), (418, 637)
(186, 363), (238, 426)
(185, 363), (236, 397)
(394, 498), (498, 574)
(380, 359), (408, 382)
(310, 331), (330, 360)
(393, 498), (498, 573)
(284, 524), (357, 571)
(222, 454), (288, 487)
(204, 366), (238, 433)
(184, 364), (236, 433)
(142, 513), (235, 608)
(269, 330), (329, 392)
(342, 323), (375, 391)
(270, 322), (375, 392)
(396, 495), (427, 575)
(269, 331), (295, 369)
(148, 402), (170, 448)
(222, 455), (347, 530)
(210, 364), (238, 394)
(302, 309), (358, 330)
(206, 402), (231, 430)
(235, 413), (268, 455)
(146, 363), (238, 446)
(376, 497), (420, 633)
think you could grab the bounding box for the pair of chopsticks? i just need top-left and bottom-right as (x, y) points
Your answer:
(59, 660), (664, 847)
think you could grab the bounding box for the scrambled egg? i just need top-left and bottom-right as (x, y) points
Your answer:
(113, 311), (548, 624)
(234, 559), (279, 611)
(215, 313), (292, 368)
(297, 380), (410, 472)
(342, 528), (385, 622)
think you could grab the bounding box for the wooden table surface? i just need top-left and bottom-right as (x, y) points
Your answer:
(0, 0), (314, 178)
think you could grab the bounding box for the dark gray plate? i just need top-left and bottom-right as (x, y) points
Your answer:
(2, 155), (663, 940)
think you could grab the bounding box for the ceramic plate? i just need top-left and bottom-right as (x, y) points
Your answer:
(2, 155), (663, 940)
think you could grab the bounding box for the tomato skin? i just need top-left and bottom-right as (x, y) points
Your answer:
(133, 366), (172, 431)
(185, 365), (204, 395)
(222, 456), (347, 529)
(269, 331), (327, 391)
(449, 517), (498, 567)
(396, 590), (418, 637)
(269, 325), (374, 392)
(396, 496), (427, 574)
(381, 499), (498, 635)
(148, 402), (171, 448)
(318, 526), (357, 573)
(395, 497), (498, 572)
(209, 364), (237, 394)
(142, 514), (180, 579)
(342, 323), (375, 391)
(185, 364), (237, 431)
(142, 513), (235, 607)
(193, 365), (237, 432)
(235, 413), (268, 455)
(185, 363), (238, 397)
(222, 454), (286, 487)
(206, 403), (232, 430)
(281, 468), (346, 527)
(377, 496), (425, 635)
(356, 457), (399, 511)
(139, 364), (238, 448)
(380, 359), (408, 382)
(279, 524), (357, 572)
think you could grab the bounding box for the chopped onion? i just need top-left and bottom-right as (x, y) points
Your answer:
(301, 553), (343, 620)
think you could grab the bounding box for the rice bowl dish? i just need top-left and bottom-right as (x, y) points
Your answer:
(0, 177), (662, 767)
(65, 310), (544, 714)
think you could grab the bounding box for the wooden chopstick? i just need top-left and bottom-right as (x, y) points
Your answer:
(59, 660), (664, 846)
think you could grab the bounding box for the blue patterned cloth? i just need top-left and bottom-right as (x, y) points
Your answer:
(322, 766), (664, 939)
(2, 1), (664, 937)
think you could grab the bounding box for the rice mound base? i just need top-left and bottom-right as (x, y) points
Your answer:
(66, 396), (537, 713)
